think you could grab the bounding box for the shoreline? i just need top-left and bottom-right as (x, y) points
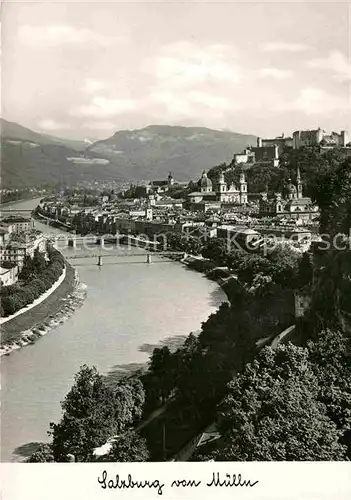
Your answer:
(0, 196), (42, 209)
(0, 267), (67, 326)
(0, 263), (87, 357)
(2, 206), (228, 360)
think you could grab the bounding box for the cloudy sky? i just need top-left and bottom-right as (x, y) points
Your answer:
(2, 1), (350, 140)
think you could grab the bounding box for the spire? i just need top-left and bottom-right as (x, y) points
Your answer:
(296, 165), (303, 198)
(296, 165), (301, 181)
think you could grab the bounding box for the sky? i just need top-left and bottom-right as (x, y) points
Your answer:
(1, 0), (351, 140)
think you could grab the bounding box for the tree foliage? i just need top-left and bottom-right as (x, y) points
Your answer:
(106, 431), (149, 462)
(28, 443), (54, 462)
(49, 366), (146, 462)
(207, 344), (347, 461)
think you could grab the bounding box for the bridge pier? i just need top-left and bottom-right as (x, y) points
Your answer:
(68, 237), (76, 248)
(146, 254), (152, 264)
(97, 255), (103, 266)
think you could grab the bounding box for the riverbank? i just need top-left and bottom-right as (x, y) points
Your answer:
(0, 196), (42, 209)
(0, 262), (87, 357)
(0, 267), (67, 325)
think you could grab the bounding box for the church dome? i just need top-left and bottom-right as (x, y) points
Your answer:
(286, 181), (297, 194)
(200, 171), (212, 189)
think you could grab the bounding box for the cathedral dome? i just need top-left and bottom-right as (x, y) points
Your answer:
(286, 181), (297, 195)
(200, 171), (212, 189)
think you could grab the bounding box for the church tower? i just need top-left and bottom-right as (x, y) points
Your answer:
(218, 171), (227, 202)
(200, 171), (213, 193)
(239, 172), (248, 205)
(296, 166), (303, 199)
(168, 172), (174, 187)
(145, 199), (153, 220)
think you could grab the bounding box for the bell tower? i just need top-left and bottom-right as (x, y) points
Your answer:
(219, 171), (227, 193)
(218, 171), (227, 202)
(168, 172), (174, 187)
(239, 172), (248, 204)
(296, 166), (303, 199)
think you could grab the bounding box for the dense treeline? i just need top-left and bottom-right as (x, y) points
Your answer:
(0, 247), (65, 317)
(207, 146), (351, 203)
(194, 330), (350, 461)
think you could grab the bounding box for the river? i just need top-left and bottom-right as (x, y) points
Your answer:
(0, 198), (226, 462)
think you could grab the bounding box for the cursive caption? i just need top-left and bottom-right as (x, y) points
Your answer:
(97, 471), (259, 496)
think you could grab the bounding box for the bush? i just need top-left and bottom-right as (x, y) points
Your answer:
(1, 294), (26, 316)
(31, 279), (47, 295)
(22, 285), (41, 303)
(0, 283), (21, 297)
(0, 248), (65, 317)
(39, 274), (55, 288)
(28, 444), (54, 463)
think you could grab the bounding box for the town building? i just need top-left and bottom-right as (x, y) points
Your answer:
(216, 225), (263, 250)
(233, 135), (293, 167)
(233, 129), (351, 167)
(0, 264), (18, 286)
(0, 232), (46, 269)
(292, 128), (349, 149)
(259, 167), (319, 222)
(187, 170), (248, 212)
(1, 215), (32, 233)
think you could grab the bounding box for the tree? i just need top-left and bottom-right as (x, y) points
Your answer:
(314, 157), (351, 235)
(113, 376), (146, 428)
(237, 254), (272, 284)
(28, 443), (54, 462)
(202, 238), (229, 265)
(207, 344), (347, 461)
(307, 329), (351, 434)
(308, 248), (351, 330)
(266, 243), (301, 287)
(18, 254), (35, 281)
(50, 365), (119, 462)
(148, 347), (174, 404)
(1, 294), (25, 316)
(106, 431), (149, 462)
(297, 252), (314, 289)
(32, 247), (47, 273)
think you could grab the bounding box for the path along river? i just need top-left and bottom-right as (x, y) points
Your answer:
(0, 198), (226, 462)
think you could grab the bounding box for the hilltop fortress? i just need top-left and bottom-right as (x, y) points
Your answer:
(233, 128), (351, 167)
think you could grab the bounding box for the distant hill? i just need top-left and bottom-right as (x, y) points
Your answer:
(1, 120), (257, 188)
(0, 119), (126, 188)
(87, 125), (257, 181)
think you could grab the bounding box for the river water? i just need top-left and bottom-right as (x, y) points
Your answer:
(0, 198), (226, 462)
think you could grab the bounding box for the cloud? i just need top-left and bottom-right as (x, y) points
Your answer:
(149, 89), (229, 118)
(82, 121), (117, 131)
(82, 79), (107, 94)
(150, 41), (242, 87)
(258, 68), (293, 79)
(307, 51), (351, 82)
(71, 96), (137, 118)
(273, 87), (345, 114)
(17, 25), (118, 47)
(38, 119), (71, 131)
(261, 42), (309, 52)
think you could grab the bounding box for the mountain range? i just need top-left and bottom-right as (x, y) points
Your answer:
(0, 119), (257, 188)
